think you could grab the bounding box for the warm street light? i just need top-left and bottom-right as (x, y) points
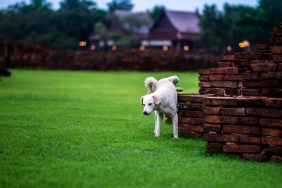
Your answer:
(79, 41), (87, 47)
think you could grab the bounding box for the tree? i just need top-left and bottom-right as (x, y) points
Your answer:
(150, 5), (164, 21)
(60, 0), (96, 10)
(107, 0), (134, 12)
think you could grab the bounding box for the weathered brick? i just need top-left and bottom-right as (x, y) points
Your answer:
(261, 137), (282, 145)
(203, 106), (221, 115)
(250, 63), (277, 72)
(246, 108), (282, 118)
(199, 88), (224, 96)
(272, 54), (282, 61)
(261, 88), (282, 97)
(243, 80), (279, 88)
(178, 124), (190, 131)
(210, 81), (238, 88)
(190, 125), (204, 132)
(242, 72), (259, 80)
(262, 98), (282, 107)
(179, 117), (203, 125)
(261, 128), (281, 137)
(190, 103), (203, 111)
(224, 89), (241, 96)
(222, 108), (246, 116)
(235, 59), (250, 67)
(222, 116), (238, 124)
(203, 97), (238, 106)
(242, 89), (260, 96)
(199, 75), (210, 81)
(241, 153), (268, 161)
(223, 125), (260, 135)
(204, 124), (221, 133)
(210, 67), (238, 75)
(264, 146), (282, 154)
(224, 75), (243, 81)
(218, 62), (234, 67)
(259, 119), (282, 127)
(204, 134), (238, 142)
(209, 75), (224, 81)
(184, 111), (204, 118)
(223, 144), (261, 153)
(199, 69), (211, 75)
(261, 72), (282, 79)
(270, 155), (282, 163)
(218, 55), (235, 61)
(239, 135), (261, 144)
(238, 117), (258, 125)
(204, 115), (222, 123)
(206, 142), (223, 153)
(177, 94), (205, 103)
(199, 82), (211, 88)
(270, 46), (282, 54)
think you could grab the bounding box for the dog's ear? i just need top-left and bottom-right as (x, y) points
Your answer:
(140, 97), (144, 105)
(153, 95), (161, 105)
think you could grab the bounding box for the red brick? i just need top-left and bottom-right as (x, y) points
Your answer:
(246, 108), (282, 118)
(250, 52), (265, 60)
(206, 142), (223, 153)
(199, 75), (210, 81)
(190, 125), (204, 132)
(204, 124), (221, 133)
(250, 63), (277, 72)
(259, 118), (282, 127)
(262, 98), (282, 107)
(218, 62), (234, 67)
(210, 81), (238, 88)
(210, 67), (238, 75)
(272, 54), (282, 61)
(179, 118), (203, 125)
(238, 117), (258, 125)
(270, 46), (282, 54)
(239, 135), (261, 144)
(264, 146), (282, 154)
(235, 59), (250, 66)
(261, 128), (280, 137)
(224, 89), (241, 96)
(223, 117), (238, 124)
(243, 80), (279, 88)
(223, 144), (261, 153)
(279, 63), (282, 70)
(177, 103), (190, 110)
(234, 52), (251, 59)
(242, 72), (259, 80)
(242, 89), (260, 96)
(184, 111), (204, 118)
(261, 72), (282, 79)
(177, 94), (205, 103)
(204, 134), (238, 142)
(218, 55), (235, 61)
(178, 124), (191, 131)
(270, 155), (282, 163)
(222, 108), (246, 116)
(224, 75), (243, 81)
(190, 103), (203, 111)
(261, 137), (282, 145)
(203, 106), (221, 115)
(223, 125), (260, 135)
(209, 75), (224, 81)
(241, 153), (268, 161)
(199, 82), (211, 88)
(203, 97), (238, 106)
(204, 115), (222, 123)
(255, 44), (270, 51)
(261, 89), (282, 97)
(199, 88), (224, 96)
(199, 69), (211, 75)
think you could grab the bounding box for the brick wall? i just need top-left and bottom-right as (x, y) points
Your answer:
(178, 22), (282, 162)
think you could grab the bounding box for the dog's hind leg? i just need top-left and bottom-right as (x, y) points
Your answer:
(155, 111), (163, 137)
(172, 114), (178, 139)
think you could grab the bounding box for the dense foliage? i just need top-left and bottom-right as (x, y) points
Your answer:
(0, 0), (281, 52)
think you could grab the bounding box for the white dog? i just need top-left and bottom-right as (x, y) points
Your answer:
(140, 76), (182, 138)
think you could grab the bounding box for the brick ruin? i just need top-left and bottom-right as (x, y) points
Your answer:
(177, 23), (282, 163)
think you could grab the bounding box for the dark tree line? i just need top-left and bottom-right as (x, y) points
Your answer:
(0, 0), (281, 52)
(198, 0), (282, 54)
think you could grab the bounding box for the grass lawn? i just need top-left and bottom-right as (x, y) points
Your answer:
(0, 70), (281, 188)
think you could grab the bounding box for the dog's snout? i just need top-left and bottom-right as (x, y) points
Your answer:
(143, 111), (149, 115)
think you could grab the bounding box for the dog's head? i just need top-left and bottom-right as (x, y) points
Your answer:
(140, 94), (161, 115)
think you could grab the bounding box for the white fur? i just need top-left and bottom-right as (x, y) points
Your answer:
(141, 76), (181, 138)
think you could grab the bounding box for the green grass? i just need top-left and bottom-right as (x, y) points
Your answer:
(0, 70), (281, 188)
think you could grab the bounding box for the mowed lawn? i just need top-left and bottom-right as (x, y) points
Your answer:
(0, 70), (281, 188)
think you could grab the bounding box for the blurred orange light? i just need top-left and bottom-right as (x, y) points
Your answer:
(90, 45), (96, 51)
(183, 45), (189, 51)
(79, 41), (87, 47)
(163, 45), (169, 51)
(139, 45), (145, 51)
(112, 45), (117, 51)
(226, 45), (232, 52)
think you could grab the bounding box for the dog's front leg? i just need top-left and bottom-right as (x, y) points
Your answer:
(172, 114), (178, 139)
(155, 111), (163, 137)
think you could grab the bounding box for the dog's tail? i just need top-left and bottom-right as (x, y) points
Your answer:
(145, 77), (158, 93)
